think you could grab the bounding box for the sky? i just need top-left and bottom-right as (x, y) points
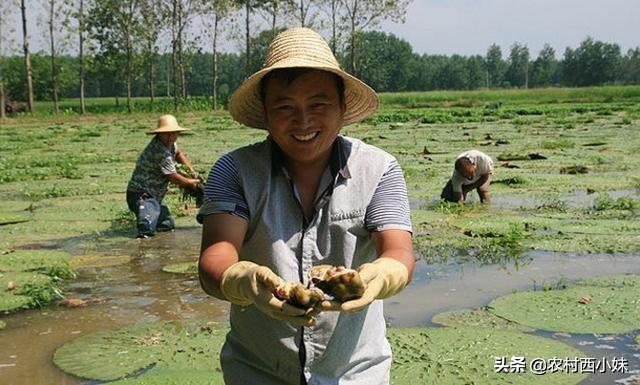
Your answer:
(3, 0), (639, 59)
(381, 0), (640, 57)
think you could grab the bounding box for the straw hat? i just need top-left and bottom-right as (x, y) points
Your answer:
(146, 114), (189, 135)
(229, 28), (379, 129)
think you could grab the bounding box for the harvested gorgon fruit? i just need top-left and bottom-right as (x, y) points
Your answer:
(275, 283), (325, 309)
(309, 265), (366, 302)
(275, 265), (366, 309)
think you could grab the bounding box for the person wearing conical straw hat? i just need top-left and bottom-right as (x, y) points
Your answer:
(126, 114), (201, 238)
(198, 28), (415, 384)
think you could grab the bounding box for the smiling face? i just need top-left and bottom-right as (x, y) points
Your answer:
(262, 69), (346, 170)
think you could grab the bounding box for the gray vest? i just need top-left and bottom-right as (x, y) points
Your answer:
(221, 136), (395, 385)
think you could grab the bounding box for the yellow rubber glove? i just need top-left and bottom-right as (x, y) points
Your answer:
(220, 261), (316, 326)
(339, 257), (409, 313)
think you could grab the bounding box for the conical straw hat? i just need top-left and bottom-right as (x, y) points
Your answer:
(146, 114), (189, 134)
(229, 28), (379, 129)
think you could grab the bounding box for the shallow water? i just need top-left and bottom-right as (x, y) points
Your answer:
(1, 229), (639, 385)
(409, 188), (640, 210)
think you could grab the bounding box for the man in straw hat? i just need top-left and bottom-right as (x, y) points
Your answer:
(197, 28), (414, 384)
(126, 114), (201, 238)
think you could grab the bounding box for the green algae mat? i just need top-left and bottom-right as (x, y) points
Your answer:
(54, 320), (586, 385)
(488, 274), (640, 334)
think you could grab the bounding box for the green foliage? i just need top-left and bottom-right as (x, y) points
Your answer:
(17, 280), (64, 307)
(505, 42), (530, 88)
(2, 33), (639, 116)
(593, 194), (639, 211)
(562, 38), (622, 87)
(111, 208), (136, 231)
(536, 197), (569, 212)
(474, 223), (527, 264)
(353, 31), (414, 92)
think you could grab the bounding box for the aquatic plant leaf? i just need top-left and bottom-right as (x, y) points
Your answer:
(162, 262), (198, 275)
(54, 320), (227, 382)
(0, 250), (71, 275)
(488, 276), (640, 334)
(0, 320), (5, 329)
(70, 254), (132, 269)
(389, 327), (586, 385)
(0, 271), (53, 292)
(577, 274), (640, 288)
(0, 271), (61, 310)
(108, 369), (223, 385)
(431, 308), (534, 332)
(0, 213), (31, 226)
(0, 291), (32, 312)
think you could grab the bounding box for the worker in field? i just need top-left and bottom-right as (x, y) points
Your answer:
(441, 149), (494, 203)
(126, 114), (200, 238)
(197, 28), (415, 384)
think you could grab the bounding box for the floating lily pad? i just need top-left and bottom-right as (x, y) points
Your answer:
(488, 275), (640, 334)
(54, 320), (227, 382)
(389, 327), (586, 384)
(70, 254), (132, 269)
(56, 321), (586, 385)
(0, 271), (53, 292)
(577, 274), (640, 288)
(0, 250), (73, 277)
(0, 212), (31, 226)
(0, 291), (32, 312)
(0, 251), (74, 311)
(431, 308), (534, 332)
(162, 262), (198, 275)
(108, 369), (223, 385)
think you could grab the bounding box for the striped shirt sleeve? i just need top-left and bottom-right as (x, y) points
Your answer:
(196, 153), (250, 223)
(364, 158), (413, 233)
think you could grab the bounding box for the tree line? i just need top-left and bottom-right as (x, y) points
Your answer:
(1, 0), (638, 116)
(0, 0), (410, 116)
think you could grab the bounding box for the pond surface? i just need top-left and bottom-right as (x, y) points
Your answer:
(1, 228), (639, 385)
(410, 188), (640, 211)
